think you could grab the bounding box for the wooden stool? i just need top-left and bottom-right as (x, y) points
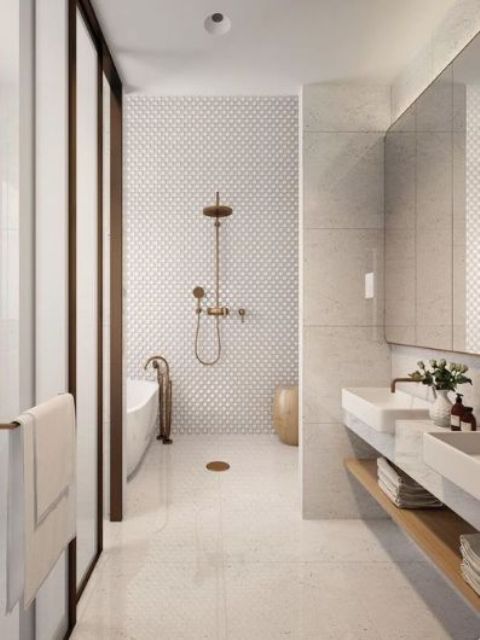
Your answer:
(273, 384), (299, 446)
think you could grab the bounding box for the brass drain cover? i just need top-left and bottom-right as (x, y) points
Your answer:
(206, 461), (230, 472)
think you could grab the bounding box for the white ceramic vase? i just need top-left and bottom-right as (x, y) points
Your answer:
(429, 389), (452, 428)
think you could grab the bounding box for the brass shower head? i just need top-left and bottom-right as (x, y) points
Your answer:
(203, 191), (233, 218)
(193, 286), (205, 299)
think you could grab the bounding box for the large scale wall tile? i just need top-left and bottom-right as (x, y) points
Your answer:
(303, 84), (391, 133)
(416, 131), (453, 334)
(432, 0), (480, 80)
(125, 96), (299, 434)
(384, 132), (416, 230)
(304, 229), (383, 326)
(384, 260), (416, 331)
(303, 132), (384, 229)
(303, 326), (391, 425)
(415, 65), (453, 133)
(302, 423), (385, 519)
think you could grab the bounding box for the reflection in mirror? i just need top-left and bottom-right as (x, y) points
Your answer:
(385, 66), (454, 351)
(385, 105), (416, 345)
(385, 33), (480, 356)
(415, 66), (453, 350)
(453, 36), (480, 353)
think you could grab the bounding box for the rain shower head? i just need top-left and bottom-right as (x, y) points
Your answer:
(203, 191), (233, 218)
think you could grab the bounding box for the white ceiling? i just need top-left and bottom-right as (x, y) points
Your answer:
(93, 0), (456, 95)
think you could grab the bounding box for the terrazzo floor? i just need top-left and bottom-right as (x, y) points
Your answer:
(72, 435), (480, 639)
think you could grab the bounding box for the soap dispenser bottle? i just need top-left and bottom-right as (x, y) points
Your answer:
(460, 407), (477, 432)
(450, 394), (464, 431)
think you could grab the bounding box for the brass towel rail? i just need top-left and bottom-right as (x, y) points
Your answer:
(0, 422), (20, 430)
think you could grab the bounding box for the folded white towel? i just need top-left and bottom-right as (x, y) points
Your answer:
(378, 469), (432, 498)
(460, 534), (480, 562)
(378, 478), (442, 509)
(18, 394), (76, 608)
(377, 457), (424, 491)
(0, 426), (25, 615)
(25, 394), (75, 524)
(461, 545), (480, 576)
(461, 560), (480, 596)
(377, 457), (401, 487)
(460, 535), (480, 576)
(379, 478), (401, 505)
(7, 427), (24, 612)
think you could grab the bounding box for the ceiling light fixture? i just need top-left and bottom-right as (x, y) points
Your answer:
(204, 12), (231, 36)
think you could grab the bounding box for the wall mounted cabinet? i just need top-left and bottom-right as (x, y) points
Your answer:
(385, 32), (480, 354)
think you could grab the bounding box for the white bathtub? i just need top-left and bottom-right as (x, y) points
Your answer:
(126, 379), (158, 479)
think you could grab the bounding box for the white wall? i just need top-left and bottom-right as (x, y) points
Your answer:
(391, 0), (480, 120)
(301, 84), (391, 519)
(124, 96), (298, 435)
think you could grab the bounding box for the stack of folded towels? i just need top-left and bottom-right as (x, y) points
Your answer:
(460, 534), (480, 595)
(377, 457), (443, 509)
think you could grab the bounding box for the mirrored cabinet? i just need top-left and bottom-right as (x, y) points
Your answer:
(385, 33), (480, 354)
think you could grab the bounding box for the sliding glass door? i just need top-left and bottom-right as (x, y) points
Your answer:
(74, 7), (102, 590)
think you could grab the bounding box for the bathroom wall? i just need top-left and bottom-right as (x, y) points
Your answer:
(391, 0), (480, 389)
(125, 96), (298, 434)
(301, 84), (392, 519)
(392, 0), (480, 120)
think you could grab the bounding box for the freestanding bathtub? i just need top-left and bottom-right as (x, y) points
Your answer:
(126, 379), (158, 479)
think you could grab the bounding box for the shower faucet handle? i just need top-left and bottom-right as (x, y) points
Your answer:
(238, 308), (246, 323)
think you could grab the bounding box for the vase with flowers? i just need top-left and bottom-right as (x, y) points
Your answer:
(408, 359), (472, 428)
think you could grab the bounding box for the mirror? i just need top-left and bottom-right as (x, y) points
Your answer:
(385, 31), (480, 354)
(452, 35), (480, 353)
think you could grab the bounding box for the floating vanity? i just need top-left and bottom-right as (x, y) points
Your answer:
(342, 387), (480, 612)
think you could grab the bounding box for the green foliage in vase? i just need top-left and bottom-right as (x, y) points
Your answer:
(409, 359), (472, 392)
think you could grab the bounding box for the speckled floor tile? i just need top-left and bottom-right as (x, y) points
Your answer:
(72, 436), (480, 640)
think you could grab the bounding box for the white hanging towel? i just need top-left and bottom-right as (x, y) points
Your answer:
(0, 427), (24, 614)
(17, 394), (76, 609)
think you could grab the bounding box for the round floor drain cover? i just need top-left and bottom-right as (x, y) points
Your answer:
(206, 461), (230, 472)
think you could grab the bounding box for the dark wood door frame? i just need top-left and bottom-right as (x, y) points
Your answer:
(67, 0), (122, 635)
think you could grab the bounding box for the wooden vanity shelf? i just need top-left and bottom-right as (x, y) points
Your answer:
(344, 457), (480, 612)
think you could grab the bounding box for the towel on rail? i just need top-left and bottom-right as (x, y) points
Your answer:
(27, 394), (76, 524)
(17, 394), (76, 608)
(0, 426), (24, 614)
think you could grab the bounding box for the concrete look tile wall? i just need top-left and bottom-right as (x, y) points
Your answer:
(391, 0), (480, 120)
(391, 0), (480, 394)
(125, 96), (298, 434)
(302, 84), (391, 519)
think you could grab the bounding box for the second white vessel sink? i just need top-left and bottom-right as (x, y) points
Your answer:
(342, 387), (431, 433)
(423, 431), (480, 501)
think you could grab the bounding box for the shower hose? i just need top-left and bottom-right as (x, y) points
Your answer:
(194, 313), (221, 366)
(194, 216), (223, 366)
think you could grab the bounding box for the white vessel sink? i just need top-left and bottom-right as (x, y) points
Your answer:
(423, 431), (480, 501)
(342, 387), (431, 433)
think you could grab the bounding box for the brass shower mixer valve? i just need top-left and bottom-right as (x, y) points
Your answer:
(207, 306), (230, 317)
(193, 287), (229, 316)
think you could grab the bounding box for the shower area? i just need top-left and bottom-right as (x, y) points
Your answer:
(124, 95), (298, 449)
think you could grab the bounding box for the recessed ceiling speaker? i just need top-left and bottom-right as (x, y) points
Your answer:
(204, 12), (232, 36)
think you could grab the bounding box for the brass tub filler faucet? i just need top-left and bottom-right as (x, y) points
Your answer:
(144, 355), (173, 444)
(193, 192), (246, 366)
